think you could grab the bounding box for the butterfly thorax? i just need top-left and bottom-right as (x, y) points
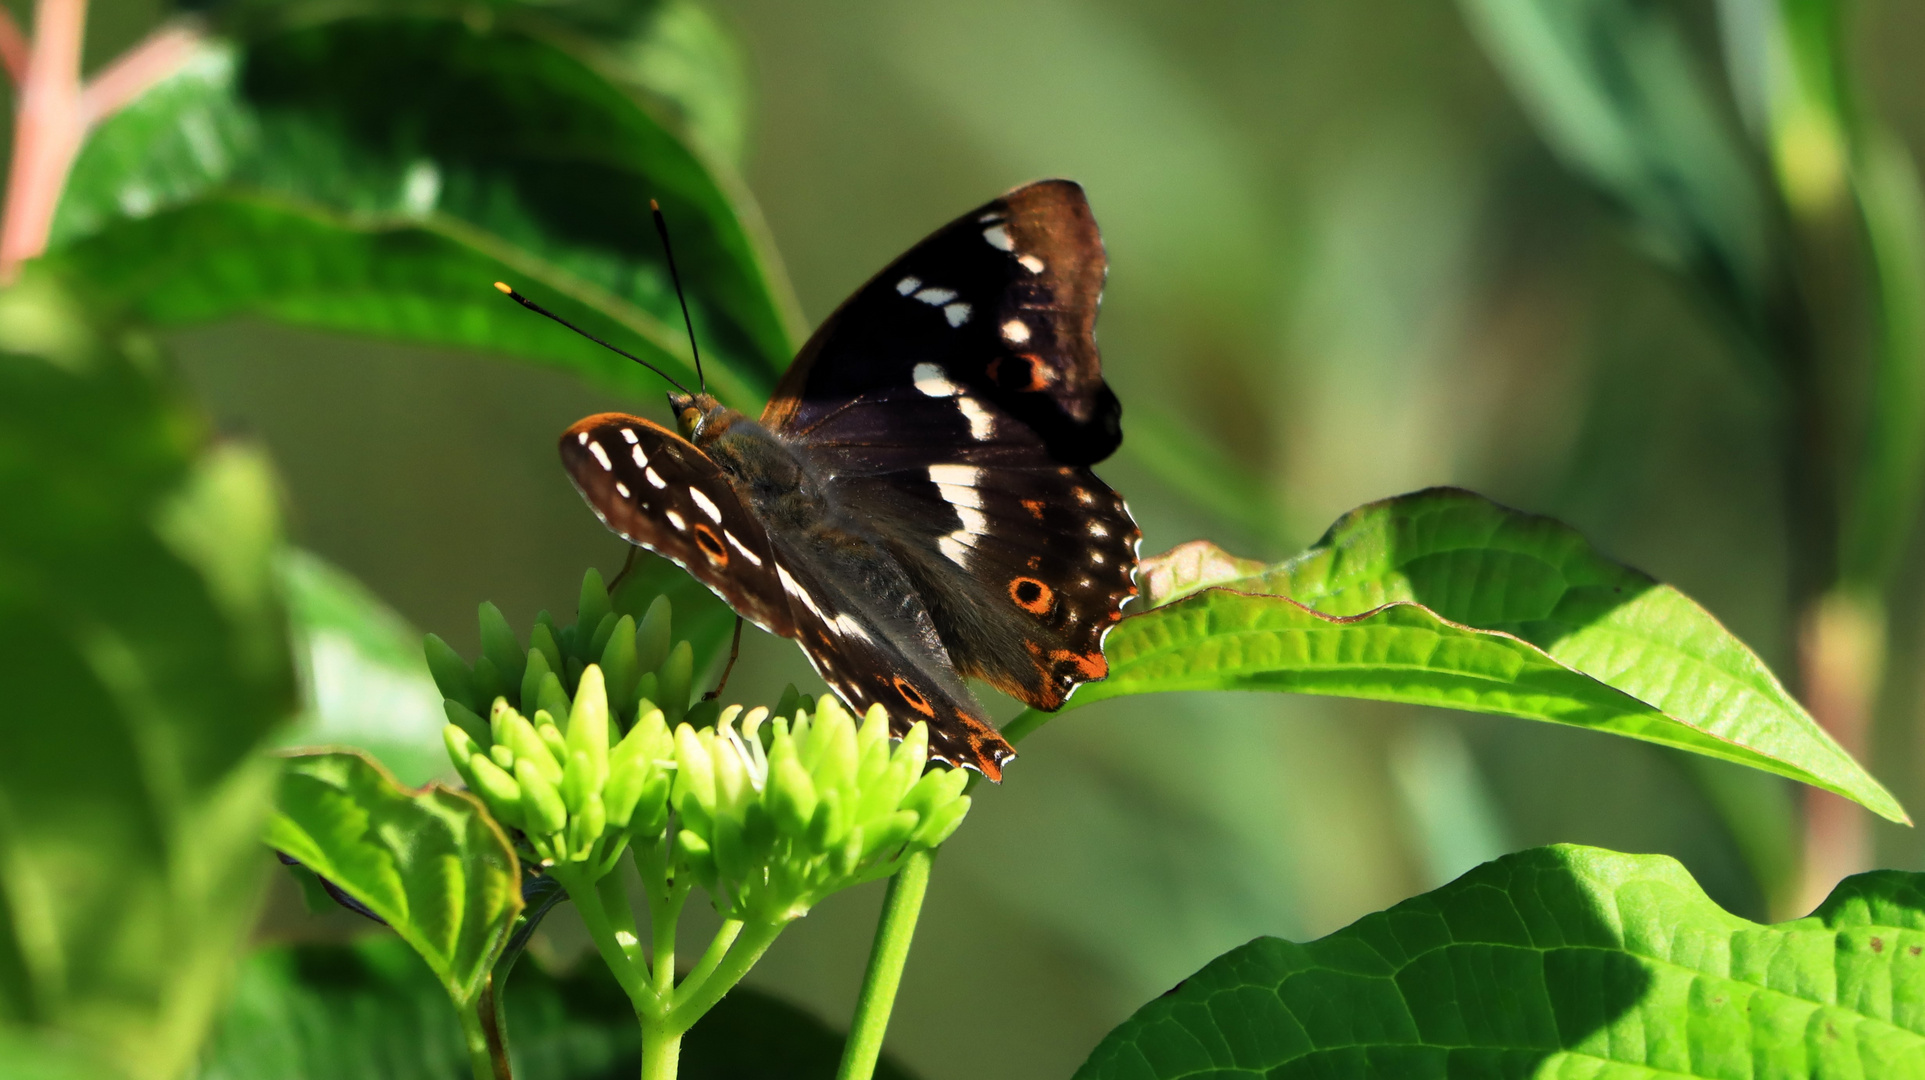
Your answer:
(671, 393), (824, 519)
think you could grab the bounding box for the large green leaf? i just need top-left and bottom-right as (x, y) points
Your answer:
(1457, 0), (1778, 337)
(277, 549), (450, 787)
(0, 279), (296, 1079)
(1057, 489), (1902, 822)
(48, 17), (799, 410)
(264, 750), (522, 1008)
(195, 938), (917, 1080)
(1077, 844), (1925, 1078)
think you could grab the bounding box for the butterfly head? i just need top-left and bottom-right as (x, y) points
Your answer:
(668, 392), (735, 443)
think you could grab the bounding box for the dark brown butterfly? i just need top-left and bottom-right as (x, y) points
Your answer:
(557, 180), (1138, 780)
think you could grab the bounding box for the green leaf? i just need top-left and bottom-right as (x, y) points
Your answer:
(278, 549), (451, 787)
(195, 938), (919, 1080)
(0, 279), (296, 1080)
(1457, 0), (1778, 336)
(1077, 844), (1925, 1079)
(50, 18), (799, 410)
(1068, 488), (1903, 822)
(265, 750), (523, 1007)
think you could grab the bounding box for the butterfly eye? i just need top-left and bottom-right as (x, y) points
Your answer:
(892, 676), (936, 717)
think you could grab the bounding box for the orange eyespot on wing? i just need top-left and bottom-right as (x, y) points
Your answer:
(1009, 576), (1054, 615)
(692, 522), (728, 565)
(892, 676), (936, 717)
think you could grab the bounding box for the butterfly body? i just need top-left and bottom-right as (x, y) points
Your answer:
(562, 180), (1138, 780)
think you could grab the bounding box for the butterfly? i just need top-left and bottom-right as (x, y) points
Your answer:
(556, 180), (1138, 780)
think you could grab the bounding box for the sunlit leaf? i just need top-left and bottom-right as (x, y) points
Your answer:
(277, 549), (450, 786)
(265, 750), (522, 1008)
(0, 280), (295, 1080)
(1057, 489), (1904, 823)
(51, 18), (799, 411)
(1077, 844), (1925, 1078)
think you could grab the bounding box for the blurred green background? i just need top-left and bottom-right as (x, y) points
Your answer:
(61, 0), (1920, 1077)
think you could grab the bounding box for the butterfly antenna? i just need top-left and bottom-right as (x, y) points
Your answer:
(650, 199), (707, 395)
(491, 282), (693, 396)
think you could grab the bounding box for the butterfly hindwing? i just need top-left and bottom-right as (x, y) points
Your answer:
(560, 414), (794, 638)
(758, 535), (1016, 778)
(761, 180), (1138, 712)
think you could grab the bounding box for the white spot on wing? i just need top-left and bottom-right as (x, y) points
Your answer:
(665, 509), (687, 530)
(939, 536), (970, 566)
(1001, 319), (1030, 344)
(957, 396), (995, 440)
(914, 287), (958, 306)
(1089, 521), (1109, 538)
(832, 612), (875, 644)
(620, 428), (639, 444)
(588, 442), (613, 471)
(978, 211), (1003, 224)
(913, 363), (961, 397)
(577, 431), (590, 445)
(689, 487), (723, 522)
(944, 302), (972, 327)
(615, 481), (631, 498)
(646, 467), (668, 488)
(896, 276), (921, 295)
(928, 463), (983, 508)
(725, 531), (762, 566)
(776, 563), (826, 620)
(983, 225), (1013, 251)
(1018, 254), (1045, 274)
(632, 445), (649, 468)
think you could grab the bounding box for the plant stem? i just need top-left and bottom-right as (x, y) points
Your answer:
(834, 849), (934, 1080)
(475, 977), (514, 1080)
(675, 918), (741, 1002)
(639, 1019), (682, 1080)
(551, 865), (653, 1012)
(456, 992), (500, 1080)
(664, 919), (784, 1034)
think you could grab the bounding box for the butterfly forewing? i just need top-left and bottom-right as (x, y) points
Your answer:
(560, 414), (794, 637)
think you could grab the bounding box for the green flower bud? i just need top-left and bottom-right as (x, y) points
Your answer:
(911, 795), (971, 848)
(634, 674), (660, 722)
(577, 569), (612, 650)
(516, 758), (568, 837)
(899, 760), (968, 821)
(860, 809), (919, 863)
(773, 684), (803, 723)
(767, 733), (818, 837)
(443, 698), (489, 747)
(444, 724), (482, 789)
(562, 749), (600, 817)
(677, 829), (717, 889)
(530, 620), (565, 686)
(808, 786), (847, 850)
(520, 646), (552, 717)
(424, 634), (477, 711)
(472, 655), (508, 708)
(635, 595), (671, 674)
(567, 792), (606, 859)
(567, 666), (612, 781)
(659, 640), (693, 724)
(497, 704), (562, 783)
(682, 698), (722, 730)
(468, 754), (525, 830)
(491, 744), (515, 772)
(673, 722), (716, 814)
(477, 601), (525, 692)
(586, 612), (619, 668)
(533, 710), (570, 768)
(598, 615), (640, 720)
(535, 671), (572, 726)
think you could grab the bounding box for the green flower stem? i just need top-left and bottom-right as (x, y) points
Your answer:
(665, 919), (786, 1034)
(457, 992), (499, 1080)
(649, 878), (690, 1001)
(833, 848), (934, 1080)
(639, 1019), (682, 1080)
(676, 918), (743, 1003)
(598, 872), (649, 972)
(551, 865), (654, 1012)
(999, 707), (1048, 747)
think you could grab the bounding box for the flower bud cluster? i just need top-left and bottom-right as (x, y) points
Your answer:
(445, 666), (673, 874)
(672, 697), (971, 924)
(425, 567), (710, 749)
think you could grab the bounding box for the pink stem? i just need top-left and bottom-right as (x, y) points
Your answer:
(0, 0), (87, 280)
(0, 9), (29, 85)
(80, 22), (201, 126)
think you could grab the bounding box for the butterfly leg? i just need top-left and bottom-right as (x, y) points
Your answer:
(703, 615), (745, 701)
(608, 544), (642, 591)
